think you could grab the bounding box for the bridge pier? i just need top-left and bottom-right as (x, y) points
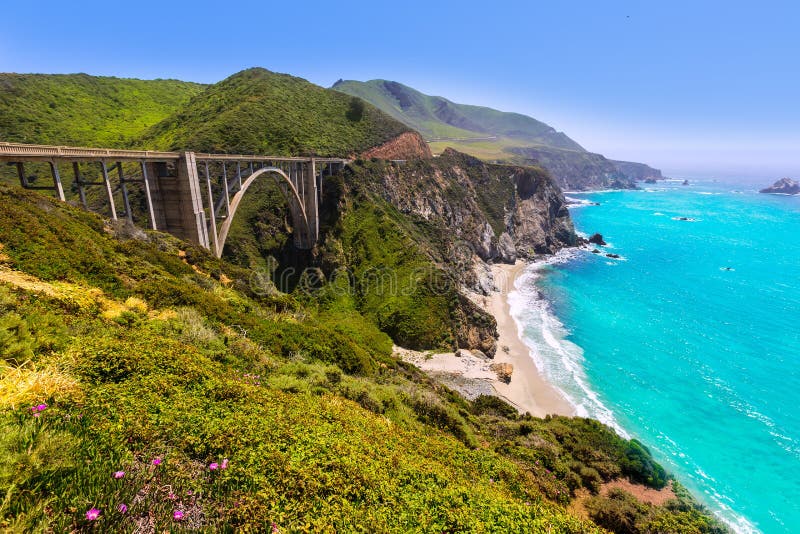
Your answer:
(1, 143), (348, 257)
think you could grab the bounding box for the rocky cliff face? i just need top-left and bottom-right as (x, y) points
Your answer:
(374, 149), (575, 264)
(509, 145), (636, 190)
(760, 177), (800, 195)
(611, 160), (664, 181)
(360, 131), (432, 160)
(364, 148), (575, 285)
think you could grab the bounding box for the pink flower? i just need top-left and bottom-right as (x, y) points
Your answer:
(221, 458), (229, 470)
(36, 403), (47, 412)
(113, 470), (125, 479)
(271, 522), (279, 533)
(209, 462), (219, 470)
(117, 503), (128, 514)
(85, 508), (100, 520)
(168, 492), (177, 501)
(173, 509), (184, 520)
(152, 457), (162, 466)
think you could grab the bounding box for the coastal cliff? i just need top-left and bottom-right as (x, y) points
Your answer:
(611, 159), (664, 182)
(508, 145), (637, 190)
(367, 148), (576, 266)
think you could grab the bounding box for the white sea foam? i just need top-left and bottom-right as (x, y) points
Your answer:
(509, 253), (760, 534)
(506, 254), (629, 438)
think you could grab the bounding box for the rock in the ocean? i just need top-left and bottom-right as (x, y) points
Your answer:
(760, 178), (800, 195)
(490, 363), (513, 384)
(682, 180), (690, 186)
(588, 233), (607, 246)
(606, 253), (621, 259)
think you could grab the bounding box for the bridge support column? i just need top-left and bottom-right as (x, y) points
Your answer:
(146, 153), (209, 250)
(305, 159), (319, 245)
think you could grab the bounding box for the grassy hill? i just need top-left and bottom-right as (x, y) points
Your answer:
(0, 73), (205, 147)
(0, 70), (411, 158)
(332, 79), (583, 151)
(0, 184), (724, 532)
(0, 66), (720, 532)
(332, 79), (666, 190)
(140, 69), (410, 156)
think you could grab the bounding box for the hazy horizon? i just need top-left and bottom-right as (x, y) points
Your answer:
(1, 0), (797, 179)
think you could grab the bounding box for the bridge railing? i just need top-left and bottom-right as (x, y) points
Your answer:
(0, 142), (349, 255)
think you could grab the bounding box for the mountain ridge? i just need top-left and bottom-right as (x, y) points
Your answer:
(332, 78), (584, 151)
(332, 78), (665, 190)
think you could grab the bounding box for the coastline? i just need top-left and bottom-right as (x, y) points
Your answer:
(486, 261), (575, 417)
(397, 259), (574, 418)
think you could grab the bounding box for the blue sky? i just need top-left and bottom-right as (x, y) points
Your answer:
(1, 0), (798, 179)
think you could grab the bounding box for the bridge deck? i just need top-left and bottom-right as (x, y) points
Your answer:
(0, 142), (348, 164)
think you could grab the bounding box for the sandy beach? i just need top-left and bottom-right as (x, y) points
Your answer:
(397, 261), (574, 418)
(486, 261), (574, 417)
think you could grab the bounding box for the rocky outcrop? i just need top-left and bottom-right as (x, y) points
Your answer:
(611, 160), (664, 182)
(497, 232), (516, 263)
(588, 233), (606, 246)
(760, 178), (800, 195)
(507, 164), (577, 256)
(347, 148), (575, 356)
(455, 293), (497, 356)
(490, 362), (513, 384)
(360, 131), (432, 160)
(372, 149), (576, 273)
(508, 145), (637, 191)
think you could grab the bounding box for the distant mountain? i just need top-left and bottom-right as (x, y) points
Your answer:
(611, 160), (663, 182)
(333, 79), (661, 190)
(332, 79), (583, 151)
(0, 73), (205, 147)
(508, 146), (630, 191)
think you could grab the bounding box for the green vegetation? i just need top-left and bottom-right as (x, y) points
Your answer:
(332, 79), (651, 190)
(585, 485), (725, 534)
(0, 65), (716, 532)
(140, 68), (410, 156)
(332, 79), (584, 151)
(0, 184), (724, 532)
(0, 74), (205, 147)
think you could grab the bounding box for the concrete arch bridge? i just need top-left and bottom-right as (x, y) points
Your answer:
(0, 142), (348, 255)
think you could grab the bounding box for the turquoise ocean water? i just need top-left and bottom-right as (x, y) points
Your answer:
(509, 180), (800, 533)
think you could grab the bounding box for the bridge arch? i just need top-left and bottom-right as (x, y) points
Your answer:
(214, 167), (312, 257)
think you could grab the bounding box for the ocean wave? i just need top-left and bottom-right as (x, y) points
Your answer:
(506, 261), (629, 438)
(511, 257), (759, 534)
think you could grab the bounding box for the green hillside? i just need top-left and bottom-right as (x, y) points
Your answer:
(140, 69), (410, 156)
(0, 184), (724, 532)
(0, 66), (719, 532)
(332, 79), (583, 150)
(331, 79), (666, 190)
(0, 74), (205, 147)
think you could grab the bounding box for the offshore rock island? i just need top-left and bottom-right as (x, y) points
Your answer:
(0, 68), (725, 532)
(760, 177), (800, 195)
